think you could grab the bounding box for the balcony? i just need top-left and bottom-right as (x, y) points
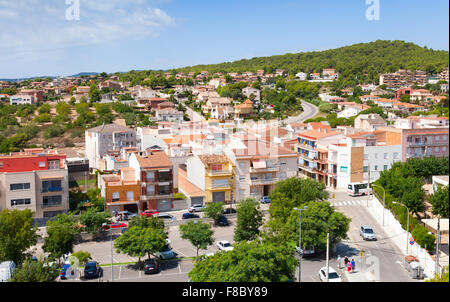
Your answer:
(249, 166), (279, 173)
(298, 144), (316, 152)
(41, 187), (63, 193)
(142, 178), (172, 185)
(207, 169), (233, 176)
(250, 178), (279, 186)
(41, 202), (63, 208)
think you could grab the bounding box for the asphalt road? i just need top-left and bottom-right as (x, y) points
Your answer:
(284, 100), (319, 125)
(329, 190), (419, 282)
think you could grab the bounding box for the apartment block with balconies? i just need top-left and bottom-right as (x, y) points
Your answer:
(0, 149), (69, 225)
(128, 150), (174, 212)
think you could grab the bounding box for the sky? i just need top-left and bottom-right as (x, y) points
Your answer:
(0, 0), (449, 78)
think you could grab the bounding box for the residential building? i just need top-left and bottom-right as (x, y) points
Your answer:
(234, 99), (254, 119)
(99, 167), (141, 214)
(242, 87), (261, 102)
(128, 150), (174, 212)
(432, 175), (449, 194)
(0, 149), (69, 225)
(438, 67), (449, 82)
(186, 154), (235, 204)
(297, 129), (344, 184)
(156, 108), (184, 123)
(85, 124), (137, 170)
(296, 72), (308, 81)
(379, 69), (427, 88)
(9, 94), (35, 105)
(225, 137), (298, 201)
(19, 89), (44, 103)
(354, 114), (387, 131)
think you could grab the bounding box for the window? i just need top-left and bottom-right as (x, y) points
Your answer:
(211, 164), (223, 171)
(384, 165), (388, 171)
(39, 161), (46, 168)
(280, 160), (286, 165)
(48, 160), (60, 170)
(0, 161), (3, 168)
(239, 162), (245, 169)
(146, 185), (155, 195)
(239, 176), (245, 182)
(11, 199), (31, 206)
(240, 190), (245, 196)
(435, 147), (440, 152)
(443, 146), (447, 152)
(112, 192), (120, 201)
(364, 154), (369, 160)
(43, 195), (62, 207)
(146, 171), (155, 180)
(363, 166), (369, 172)
(436, 136), (440, 141)
(443, 136), (448, 141)
(393, 153), (399, 159)
(374, 165), (378, 171)
(280, 173), (286, 179)
(10, 183), (31, 191)
(407, 136), (412, 143)
(340, 166), (348, 172)
(384, 153), (388, 159)
(126, 191), (134, 201)
(42, 180), (62, 192)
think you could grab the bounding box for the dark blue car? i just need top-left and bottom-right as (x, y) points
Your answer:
(182, 213), (200, 220)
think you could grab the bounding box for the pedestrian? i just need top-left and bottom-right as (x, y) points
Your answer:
(347, 261), (352, 273)
(351, 259), (356, 273)
(344, 256), (349, 267)
(337, 256), (341, 269)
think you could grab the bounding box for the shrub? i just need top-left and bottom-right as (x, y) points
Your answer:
(174, 192), (186, 200)
(44, 125), (65, 139)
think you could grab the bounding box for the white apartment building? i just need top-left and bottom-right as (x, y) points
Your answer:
(85, 124), (137, 170)
(9, 94), (35, 105)
(242, 87), (261, 102)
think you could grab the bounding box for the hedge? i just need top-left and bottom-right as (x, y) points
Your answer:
(372, 182), (435, 253)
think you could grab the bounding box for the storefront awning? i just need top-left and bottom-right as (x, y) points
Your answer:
(252, 160), (266, 169)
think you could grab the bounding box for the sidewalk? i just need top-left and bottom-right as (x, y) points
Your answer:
(337, 257), (377, 282)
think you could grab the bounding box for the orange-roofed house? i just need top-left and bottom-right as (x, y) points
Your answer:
(234, 99), (254, 119)
(128, 149), (174, 212)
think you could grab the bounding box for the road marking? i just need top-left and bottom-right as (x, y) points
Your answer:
(119, 266), (122, 280)
(178, 263), (182, 274)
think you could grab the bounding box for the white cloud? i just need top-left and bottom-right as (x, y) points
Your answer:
(0, 0), (175, 56)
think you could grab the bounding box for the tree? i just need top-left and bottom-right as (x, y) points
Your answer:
(188, 240), (296, 282)
(79, 207), (111, 235)
(429, 186), (449, 218)
(234, 198), (264, 242)
(204, 202), (225, 224)
(0, 209), (38, 265)
(42, 213), (80, 263)
(114, 225), (167, 267)
(89, 84), (101, 103)
(179, 221), (214, 257)
(38, 103), (51, 114)
(269, 177), (329, 224)
(9, 258), (59, 282)
(71, 251), (92, 266)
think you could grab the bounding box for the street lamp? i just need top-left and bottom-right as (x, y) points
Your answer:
(102, 222), (114, 282)
(293, 206), (308, 283)
(371, 184), (386, 226)
(393, 202), (410, 255)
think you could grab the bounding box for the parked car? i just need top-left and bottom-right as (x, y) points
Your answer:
(83, 261), (102, 279)
(217, 215), (230, 226)
(188, 204), (205, 213)
(319, 266), (342, 282)
(217, 240), (234, 252)
(144, 259), (160, 275)
(260, 196), (271, 204)
(182, 213), (200, 220)
(0, 261), (16, 282)
(141, 210), (159, 217)
(360, 225), (376, 241)
(295, 245), (316, 257)
(155, 213), (176, 221)
(223, 208), (237, 214)
(103, 222), (127, 230)
(60, 264), (73, 280)
(117, 211), (138, 221)
(156, 245), (175, 260)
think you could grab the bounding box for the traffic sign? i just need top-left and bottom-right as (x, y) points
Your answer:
(409, 237), (415, 245)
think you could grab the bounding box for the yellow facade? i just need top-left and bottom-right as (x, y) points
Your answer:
(204, 160), (235, 204)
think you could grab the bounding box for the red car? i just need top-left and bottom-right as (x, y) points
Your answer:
(140, 210), (160, 217)
(104, 222), (127, 230)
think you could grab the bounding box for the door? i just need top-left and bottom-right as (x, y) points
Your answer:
(157, 200), (172, 212)
(263, 185), (270, 197)
(212, 191), (225, 203)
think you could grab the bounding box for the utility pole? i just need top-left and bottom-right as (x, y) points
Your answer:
(326, 232), (330, 282)
(367, 164), (370, 207)
(435, 215), (441, 276)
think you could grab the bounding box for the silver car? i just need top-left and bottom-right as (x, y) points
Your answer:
(360, 225), (376, 241)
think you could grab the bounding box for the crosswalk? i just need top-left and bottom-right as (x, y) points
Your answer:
(330, 199), (370, 207)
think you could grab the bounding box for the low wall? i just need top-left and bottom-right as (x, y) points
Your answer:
(366, 195), (441, 279)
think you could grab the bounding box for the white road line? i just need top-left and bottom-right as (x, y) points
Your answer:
(119, 266), (122, 280)
(178, 263), (182, 274)
(343, 201), (348, 206)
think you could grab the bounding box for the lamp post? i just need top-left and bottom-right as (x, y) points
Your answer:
(393, 202), (410, 254)
(293, 206), (308, 282)
(371, 184), (386, 226)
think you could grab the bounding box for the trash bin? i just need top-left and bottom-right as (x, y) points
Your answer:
(417, 265), (424, 280)
(410, 261), (419, 279)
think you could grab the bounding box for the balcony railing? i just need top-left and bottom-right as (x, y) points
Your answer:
(250, 178), (279, 185)
(208, 170), (233, 176)
(41, 187), (63, 193)
(41, 202), (63, 208)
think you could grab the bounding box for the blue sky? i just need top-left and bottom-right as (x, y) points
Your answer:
(0, 0), (448, 78)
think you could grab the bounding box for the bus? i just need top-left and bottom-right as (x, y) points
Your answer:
(347, 182), (370, 196)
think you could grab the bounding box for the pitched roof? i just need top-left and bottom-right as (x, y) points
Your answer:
(135, 151), (172, 168)
(198, 154), (230, 165)
(298, 130), (341, 140)
(86, 123), (133, 133)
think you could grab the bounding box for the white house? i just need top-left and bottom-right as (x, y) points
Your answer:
(296, 72), (308, 81)
(9, 95), (36, 105)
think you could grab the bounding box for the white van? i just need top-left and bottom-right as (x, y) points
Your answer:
(0, 261), (16, 282)
(347, 182), (370, 196)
